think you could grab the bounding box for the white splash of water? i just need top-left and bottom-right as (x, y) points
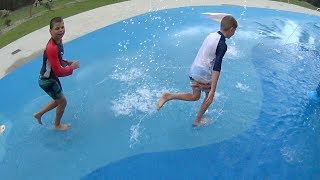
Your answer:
(173, 26), (212, 37)
(206, 92), (227, 122)
(75, 63), (100, 81)
(95, 77), (108, 86)
(111, 88), (162, 116)
(237, 29), (259, 40)
(129, 114), (148, 148)
(283, 20), (301, 44)
(297, 55), (304, 60)
(0, 117), (11, 162)
(110, 67), (143, 82)
(235, 82), (251, 92)
(73, 90), (88, 120)
(130, 123), (142, 148)
(239, 0), (247, 21)
(225, 45), (239, 58)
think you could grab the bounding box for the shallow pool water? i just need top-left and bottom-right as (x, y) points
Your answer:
(0, 5), (319, 179)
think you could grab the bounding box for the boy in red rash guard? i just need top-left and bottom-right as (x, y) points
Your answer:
(33, 17), (80, 131)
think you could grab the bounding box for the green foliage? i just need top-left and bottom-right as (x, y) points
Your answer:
(0, 0), (125, 48)
(4, 19), (11, 26)
(303, 0), (320, 7)
(0, 9), (10, 19)
(272, 0), (318, 9)
(1, 10), (11, 27)
(43, 2), (52, 11)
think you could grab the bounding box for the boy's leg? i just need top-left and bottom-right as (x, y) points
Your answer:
(33, 100), (59, 124)
(54, 96), (70, 131)
(193, 92), (211, 126)
(36, 77), (63, 125)
(157, 87), (201, 110)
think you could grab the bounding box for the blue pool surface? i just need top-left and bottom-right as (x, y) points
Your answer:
(0, 5), (320, 179)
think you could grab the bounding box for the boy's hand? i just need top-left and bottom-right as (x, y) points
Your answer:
(71, 61), (80, 69)
(65, 60), (77, 65)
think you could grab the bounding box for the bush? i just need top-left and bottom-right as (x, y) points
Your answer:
(4, 18), (11, 26)
(43, 2), (52, 10)
(0, 9), (10, 19)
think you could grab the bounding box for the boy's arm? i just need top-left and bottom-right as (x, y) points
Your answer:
(46, 46), (74, 77)
(63, 59), (79, 66)
(206, 71), (220, 103)
(206, 42), (227, 102)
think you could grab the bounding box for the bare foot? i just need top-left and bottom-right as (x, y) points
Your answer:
(192, 118), (209, 127)
(33, 112), (43, 125)
(0, 125), (5, 134)
(54, 124), (70, 131)
(192, 121), (200, 127)
(157, 93), (170, 110)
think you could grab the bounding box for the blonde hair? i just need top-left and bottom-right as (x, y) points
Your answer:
(220, 15), (238, 31)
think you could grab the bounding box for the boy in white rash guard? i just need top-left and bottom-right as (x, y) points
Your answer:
(157, 15), (238, 126)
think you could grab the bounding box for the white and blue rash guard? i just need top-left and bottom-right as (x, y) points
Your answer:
(189, 31), (227, 83)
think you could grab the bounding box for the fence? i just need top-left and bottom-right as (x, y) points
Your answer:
(0, 0), (33, 11)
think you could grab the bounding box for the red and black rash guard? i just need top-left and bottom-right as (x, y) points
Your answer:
(40, 39), (73, 79)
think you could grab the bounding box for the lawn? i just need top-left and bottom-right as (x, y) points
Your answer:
(272, 0), (318, 9)
(0, 0), (125, 48)
(0, 0), (317, 49)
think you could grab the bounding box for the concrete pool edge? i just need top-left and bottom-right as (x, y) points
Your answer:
(0, 0), (319, 79)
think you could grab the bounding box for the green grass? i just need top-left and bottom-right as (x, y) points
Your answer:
(0, 1), (72, 27)
(0, 0), (318, 49)
(0, 0), (125, 48)
(272, 0), (318, 10)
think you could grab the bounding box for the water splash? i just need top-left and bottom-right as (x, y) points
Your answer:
(172, 25), (212, 37)
(111, 88), (161, 116)
(129, 114), (148, 148)
(0, 115), (12, 162)
(73, 90), (88, 120)
(235, 82), (251, 92)
(256, 19), (302, 45)
(110, 67), (143, 82)
(238, 0), (247, 21)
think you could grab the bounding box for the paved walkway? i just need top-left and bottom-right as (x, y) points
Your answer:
(0, 0), (319, 79)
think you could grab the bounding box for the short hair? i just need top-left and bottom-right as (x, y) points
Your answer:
(220, 15), (238, 31)
(50, 17), (63, 30)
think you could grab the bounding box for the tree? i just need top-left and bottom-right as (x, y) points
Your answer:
(29, 0), (38, 18)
